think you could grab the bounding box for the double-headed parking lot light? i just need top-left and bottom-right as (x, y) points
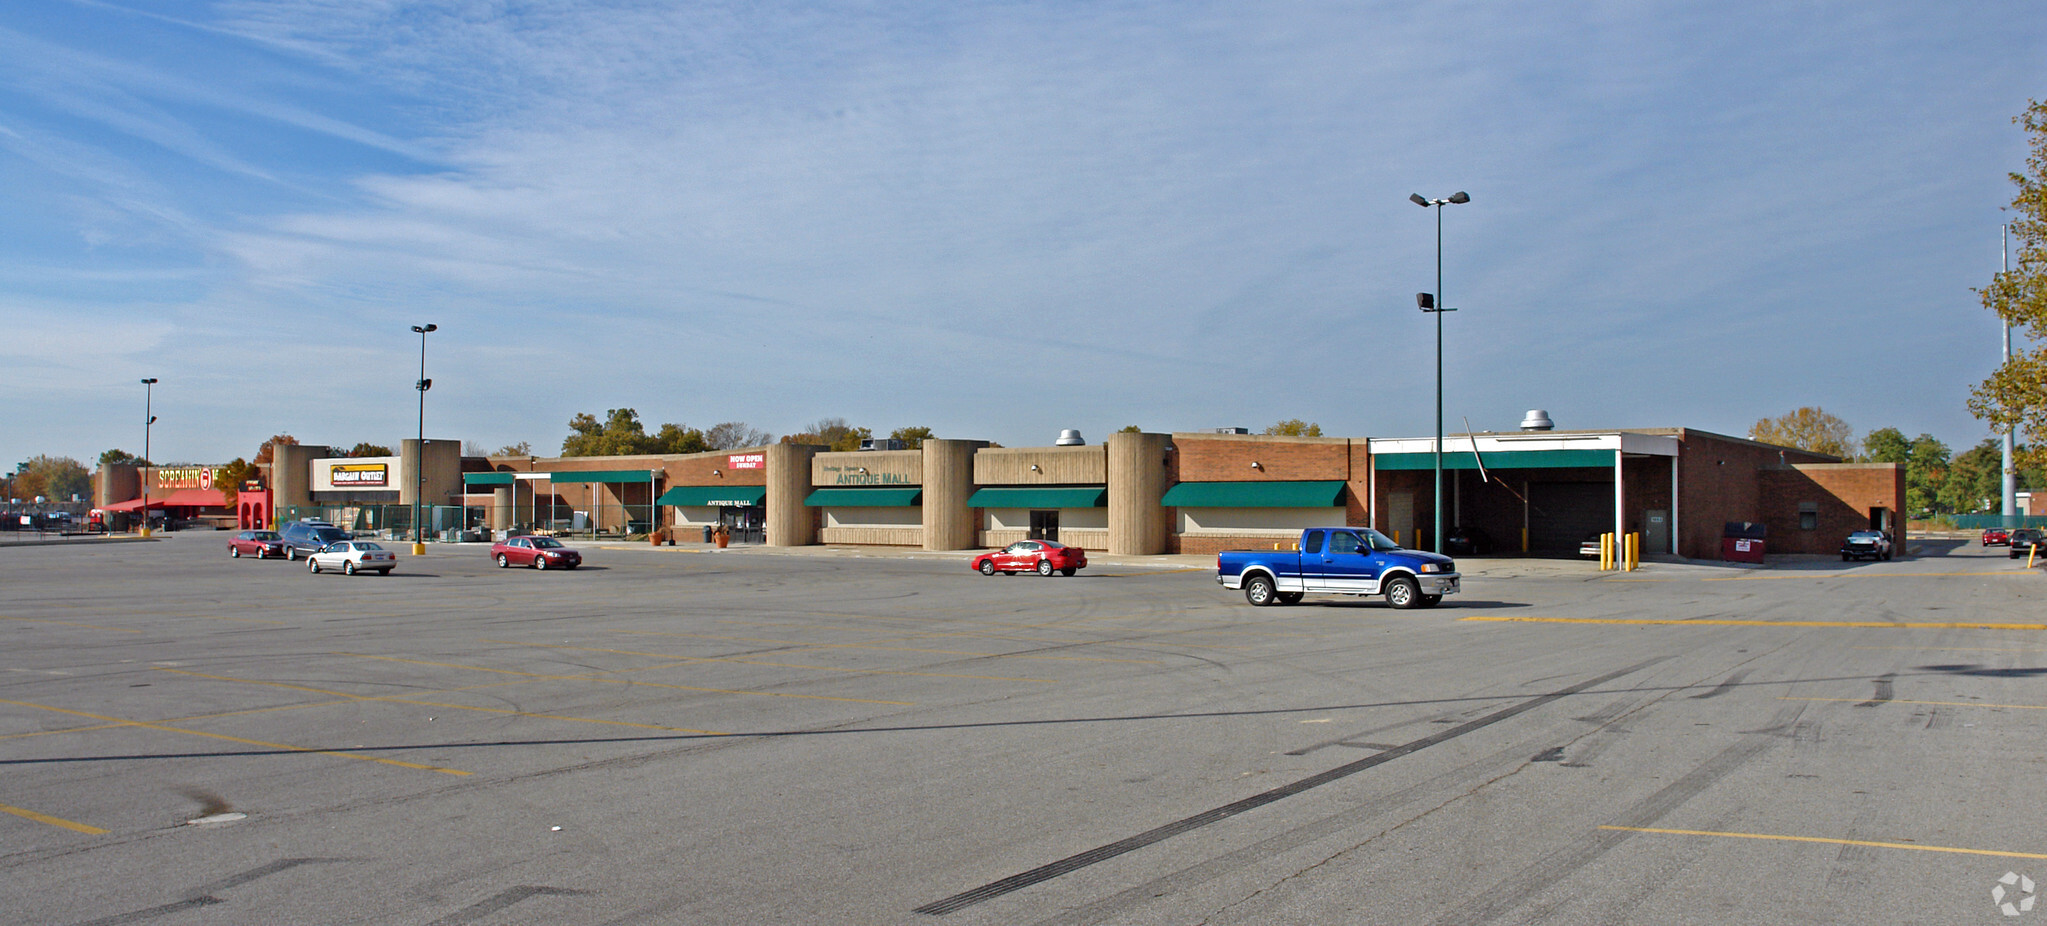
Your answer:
(1410, 191), (1470, 553)
(412, 324), (436, 555)
(139, 378), (157, 537)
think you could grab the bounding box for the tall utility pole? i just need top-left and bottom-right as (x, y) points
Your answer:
(411, 324), (437, 555)
(139, 378), (157, 537)
(2004, 225), (2018, 522)
(1410, 191), (1470, 552)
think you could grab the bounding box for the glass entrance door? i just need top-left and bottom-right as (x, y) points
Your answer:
(1028, 510), (1059, 543)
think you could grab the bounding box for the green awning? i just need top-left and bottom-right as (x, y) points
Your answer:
(967, 486), (1107, 508)
(547, 469), (663, 483)
(658, 485), (767, 507)
(1160, 480), (1347, 508)
(463, 472), (516, 486)
(804, 487), (923, 507)
(1373, 449), (1617, 471)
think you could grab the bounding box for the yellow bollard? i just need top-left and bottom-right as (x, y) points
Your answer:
(1598, 532), (1613, 571)
(1521, 528), (1529, 554)
(1624, 532), (1640, 571)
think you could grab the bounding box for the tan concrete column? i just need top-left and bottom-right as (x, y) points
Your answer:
(922, 439), (983, 551)
(1109, 431), (1171, 555)
(765, 443), (820, 547)
(271, 443), (326, 520)
(492, 486), (513, 532)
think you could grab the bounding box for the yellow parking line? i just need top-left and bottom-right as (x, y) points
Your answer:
(1784, 696), (2047, 711)
(1601, 825), (2047, 860)
(486, 639), (1056, 684)
(0, 616), (143, 633)
(0, 697), (470, 776)
(1460, 616), (2047, 630)
(154, 669), (730, 737)
(335, 652), (914, 705)
(0, 801), (107, 835)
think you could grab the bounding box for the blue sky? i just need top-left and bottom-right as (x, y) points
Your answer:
(3, 1), (2043, 470)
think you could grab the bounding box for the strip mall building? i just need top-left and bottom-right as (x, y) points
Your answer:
(97, 424), (1904, 559)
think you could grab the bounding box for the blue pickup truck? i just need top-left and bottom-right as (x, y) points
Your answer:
(1217, 527), (1461, 608)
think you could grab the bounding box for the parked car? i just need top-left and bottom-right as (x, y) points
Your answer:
(491, 535), (583, 570)
(972, 540), (1088, 577)
(1840, 530), (1893, 562)
(306, 540), (397, 575)
(1444, 526), (1494, 556)
(279, 521), (351, 560)
(1578, 533), (1604, 558)
(2011, 529), (2043, 560)
(1983, 527), (2011, 546)
(228, 530), (285, 559)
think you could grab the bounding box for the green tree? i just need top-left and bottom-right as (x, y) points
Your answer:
(1940, 439), (2003, 514)
(16, 455), (90, 502)
(99, 449), (149, 467)
(562, 409), (654, 456)
(493, 441), (534, 457)
(889, 426), (934, 449)
(1265, 419), (1324, 437)
(1972, 99), (2047, 472)
(652, 423), (711, 455)
(1117, 425), (1143, 434)
(1749, 407), (1856, 458)
(1859, 427), (1910, 463)
(781, 417), (869, 452)
(216, 458), (259, 505)
(346, 442), (393, 457)
(1901, 434), (1952, 516)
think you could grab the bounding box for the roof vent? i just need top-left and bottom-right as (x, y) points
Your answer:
(1519, 409), (1555, 431)
(1054, 429), (1086, 446)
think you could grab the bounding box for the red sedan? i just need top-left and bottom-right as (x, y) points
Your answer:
(491, 535), (583, 570)
(972, 540), (1087, 577)
(1984, 528), (2011, 547)
(228, 530), (285, 559)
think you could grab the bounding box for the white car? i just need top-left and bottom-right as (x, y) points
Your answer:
(307, 540), (398, 576)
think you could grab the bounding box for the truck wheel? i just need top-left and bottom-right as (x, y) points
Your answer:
(1244, 575), (1278, 607)
(1276, 592), (1304, 605)
(979, 560), (996, 575)
(1385, 577), (1421, 609)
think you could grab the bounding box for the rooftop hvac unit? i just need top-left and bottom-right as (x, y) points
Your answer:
(1210, 427), (1251, 435)
(1054, 429), (1085, 446)
(858, 438), (906, 452)
(1519, 410), (1555, 431)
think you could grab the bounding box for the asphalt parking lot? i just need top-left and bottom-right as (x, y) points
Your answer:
(3, 534), (2045, 924)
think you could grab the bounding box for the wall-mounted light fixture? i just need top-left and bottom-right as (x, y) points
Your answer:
(711, 469), (721, 477)
(1250, 461), (1262, 470)
(1029, 464), (1041, 472)
(857, 467), (868, 474)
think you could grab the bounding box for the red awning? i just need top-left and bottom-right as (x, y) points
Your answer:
(102, 498), (163, 512)
(157, 488), (229, 508)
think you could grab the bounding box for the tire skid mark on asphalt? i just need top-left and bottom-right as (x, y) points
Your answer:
(1785, 695), (2047, 711)
(1461, 616), (2047, 630)
(913, 658), (1669, 916)
(0, 615), (145, 633)
(1424, 702), (1807, 926)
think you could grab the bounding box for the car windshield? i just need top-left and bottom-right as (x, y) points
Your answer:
(1362, 528), (1401, 551)
(252, 531), (279, 540)
(531, 538), (564, 549)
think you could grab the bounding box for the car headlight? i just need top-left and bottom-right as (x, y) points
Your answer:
(1418, 563), (1442, 574)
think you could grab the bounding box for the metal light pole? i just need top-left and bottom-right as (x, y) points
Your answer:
(412, 324), (437, 555)
(139, 378), (158, 536)
(1410, 191), (1470, 552)
(2002, 224), (2017, 523)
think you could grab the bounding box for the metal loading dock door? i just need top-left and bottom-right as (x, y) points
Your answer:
(1527, 482), (1615, 555)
